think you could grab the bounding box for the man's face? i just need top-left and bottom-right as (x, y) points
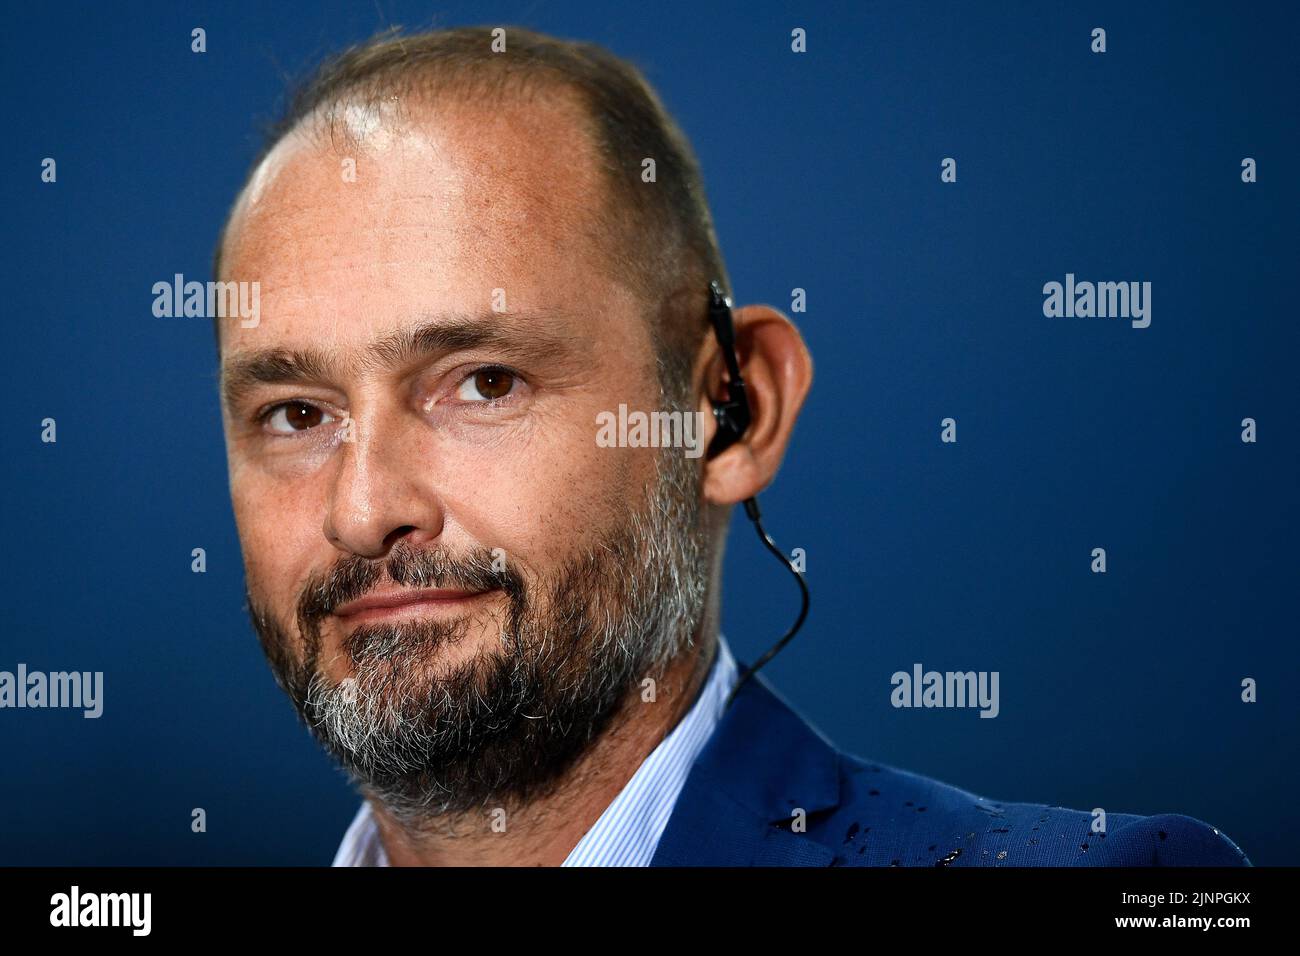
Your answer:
(218, 94), (710, 819)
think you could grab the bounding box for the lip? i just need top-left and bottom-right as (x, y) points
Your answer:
(333, 587), (494, 622)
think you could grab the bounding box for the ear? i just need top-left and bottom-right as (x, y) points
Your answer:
(696, 304), (813, 504)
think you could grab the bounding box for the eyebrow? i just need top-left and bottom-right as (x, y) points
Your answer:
(221, 311), (579, 411)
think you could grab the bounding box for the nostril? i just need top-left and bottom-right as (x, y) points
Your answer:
(382, 525), (419, 550)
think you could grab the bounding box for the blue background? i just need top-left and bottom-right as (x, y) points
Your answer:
(2, 0), (1295, 865)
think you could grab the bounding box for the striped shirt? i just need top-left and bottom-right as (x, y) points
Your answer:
(330, 635), (739, 867)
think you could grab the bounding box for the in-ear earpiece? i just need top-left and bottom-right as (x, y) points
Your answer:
(706, 280), (752, 459)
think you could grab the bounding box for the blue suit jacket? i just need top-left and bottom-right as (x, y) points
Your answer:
(650, 671), (1250, 867)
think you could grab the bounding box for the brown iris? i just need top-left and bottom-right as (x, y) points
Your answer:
(474, 368), (514, 400)
(285, 402), (323, 430)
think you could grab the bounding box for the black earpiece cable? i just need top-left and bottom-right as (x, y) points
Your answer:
(723, 496), (810, 710)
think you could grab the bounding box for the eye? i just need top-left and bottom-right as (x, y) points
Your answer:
(263, 401), (337, 434)
(456, 367), (517, 402)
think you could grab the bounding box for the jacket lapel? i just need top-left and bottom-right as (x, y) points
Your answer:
(650, 671), (841, 866)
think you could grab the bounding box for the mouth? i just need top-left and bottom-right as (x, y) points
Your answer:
(332, 587), (498, 625)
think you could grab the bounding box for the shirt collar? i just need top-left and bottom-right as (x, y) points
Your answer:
(331, 636), (738, 867)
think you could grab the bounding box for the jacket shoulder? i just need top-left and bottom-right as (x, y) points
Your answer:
(816, 752), (1250, 867)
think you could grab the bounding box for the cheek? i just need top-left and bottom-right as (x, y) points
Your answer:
(230, 466), (328, 607)
(429, 409), (643, 564)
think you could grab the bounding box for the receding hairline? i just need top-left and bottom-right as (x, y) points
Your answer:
(212, 25), (729, 375)
(216, 79), (619, 285)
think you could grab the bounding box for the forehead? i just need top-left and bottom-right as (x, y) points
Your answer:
(218, 90), (636, 356)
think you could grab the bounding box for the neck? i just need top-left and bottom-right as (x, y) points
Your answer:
(367, 635), (718, 867)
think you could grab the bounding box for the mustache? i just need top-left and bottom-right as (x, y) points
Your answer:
(296, 541), (524, 627)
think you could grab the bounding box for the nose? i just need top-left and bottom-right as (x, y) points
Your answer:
(322, 411), (445, 559)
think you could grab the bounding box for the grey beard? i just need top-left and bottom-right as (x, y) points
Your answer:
(247, 441), (710, 826)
